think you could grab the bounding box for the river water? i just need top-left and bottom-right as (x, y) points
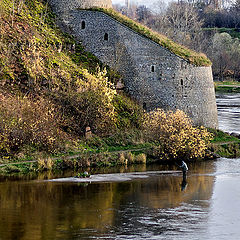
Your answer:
(216, 92), (240, 134)
(1, 159), (240, 240)
(1, 93), (240, 240)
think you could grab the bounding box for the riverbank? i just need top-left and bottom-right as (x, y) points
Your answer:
(215, 81), (240, 93)
(209, 128), (240, 158)
(0, 129), (239, 175)
(0, 145), (152, 175)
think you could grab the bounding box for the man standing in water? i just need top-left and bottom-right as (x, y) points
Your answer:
(176, 160), (188, 191)
(179, 161), (188, 181)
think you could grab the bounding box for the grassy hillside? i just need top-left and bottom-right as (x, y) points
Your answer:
(0, 0), (215, 167)
(0, 0), (143, 158)
(87, 8), (212, 67)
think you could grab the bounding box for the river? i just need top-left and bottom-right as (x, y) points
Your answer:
(216, 92), (240, 134)
(0, 93), (240, 240)
(1, 159), (240, 240)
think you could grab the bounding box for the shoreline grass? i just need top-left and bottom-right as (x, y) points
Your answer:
(215, 81), (240, 92)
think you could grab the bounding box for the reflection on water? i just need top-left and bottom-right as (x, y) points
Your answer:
(1, 159), (240, 240)
(216, 93), (240, 133)
(0, 161), (216, 240)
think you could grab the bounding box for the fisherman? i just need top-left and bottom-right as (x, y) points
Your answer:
(179, 160), (188, 181)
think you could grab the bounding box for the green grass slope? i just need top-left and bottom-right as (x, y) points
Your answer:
(0, 0), (143, 158)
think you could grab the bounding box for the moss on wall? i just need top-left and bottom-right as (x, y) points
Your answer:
(85, 8), (212, 67)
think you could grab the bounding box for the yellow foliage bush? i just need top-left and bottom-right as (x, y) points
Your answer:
(135, 153), (147, 164)
(144, 109), (213, 160)
(37, 156), (54, 170)
(0, 95), (66, 155)
(125, 152), (135, 164)
(118, 152), (127, 165)
(57, 67), (117, 136)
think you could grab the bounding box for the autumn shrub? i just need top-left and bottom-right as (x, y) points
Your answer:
(144, 109), (213, 160)
(135, 153), (147, 164)
(0, 95), (66, 155)
(118, 152), (127, 165)
(125, 152), (135, 164)
(53, 68), (117, 136)
(37, 156), (54, 170)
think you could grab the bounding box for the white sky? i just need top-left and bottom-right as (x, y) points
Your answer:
(112, 0), (170, 11)
(113, 0), (157, 7)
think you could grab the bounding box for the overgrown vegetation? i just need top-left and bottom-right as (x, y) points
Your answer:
(87, 7), (212, 67)
(0, 95), (66, 154)
(0, 0), (215, 170)
(0, 0), (141, 156)
(143, 109), (213, 161)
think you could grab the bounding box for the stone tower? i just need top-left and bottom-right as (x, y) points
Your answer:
(48, 0), (218, 129)
(49, 0), (112, 14)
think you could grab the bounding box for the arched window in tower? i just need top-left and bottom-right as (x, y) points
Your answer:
(81, 21), (86, 29)
(104, 33), (109, 41)
(180, 79), (184, 86)
(151, 65), (155, 72)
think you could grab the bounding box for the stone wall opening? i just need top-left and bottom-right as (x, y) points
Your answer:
(104, 33), (109, 41)
(81, 21), (86, 29)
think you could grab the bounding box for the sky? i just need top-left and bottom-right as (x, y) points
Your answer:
(112, 0), (170, 11)
(112, 0), (158, 8)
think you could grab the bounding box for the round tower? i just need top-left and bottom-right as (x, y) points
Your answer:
(49, 0), (112, 14)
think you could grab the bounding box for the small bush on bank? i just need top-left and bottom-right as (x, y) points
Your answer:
(125, 152), (135, 164)
(135, 153), (147, 164)
(37, 156), (54, 171)
(143, 109), (213, 160)
(118, 152), (127, 165)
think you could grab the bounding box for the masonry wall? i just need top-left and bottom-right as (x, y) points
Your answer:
(48, 0), (112, 14)
(52, 9), (218, 128)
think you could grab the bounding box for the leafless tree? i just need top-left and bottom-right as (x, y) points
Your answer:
(151, 0), (167, 15)
(153, 2), (204, 50)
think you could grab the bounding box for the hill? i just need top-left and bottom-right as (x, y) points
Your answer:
(0, 0), (215, 169)
(0, 0), (143, 158)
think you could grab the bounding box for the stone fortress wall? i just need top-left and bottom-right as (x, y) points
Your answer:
(48, 0), (218, 128)
(49, 0), (112, 13)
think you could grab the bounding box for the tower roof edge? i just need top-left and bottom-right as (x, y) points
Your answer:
(49, 0), (112, 13)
